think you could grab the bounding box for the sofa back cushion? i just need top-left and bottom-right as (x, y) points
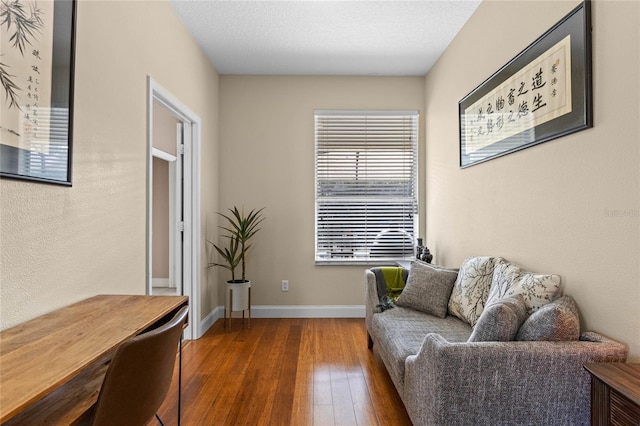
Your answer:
(448, 257), (502, 327)
(516, 295), (580, 341)
(396, 261), (459, 318)
(486, 260), (562, 315)
(468, 294), (527, 342)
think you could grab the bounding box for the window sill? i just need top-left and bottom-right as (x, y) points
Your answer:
(315, 258), (413, 267)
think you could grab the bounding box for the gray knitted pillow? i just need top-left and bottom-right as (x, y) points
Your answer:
(516, 295), (580, 341)
(468, 294), (527, 342)
(396, 261), (459, 318)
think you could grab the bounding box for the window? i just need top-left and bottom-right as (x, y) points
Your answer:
(315, 110), (419, 264)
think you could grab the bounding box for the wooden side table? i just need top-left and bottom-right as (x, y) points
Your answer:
(584, 363), (640, 425)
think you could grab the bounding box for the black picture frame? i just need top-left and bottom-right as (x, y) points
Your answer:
(0, 0), (76, 185)
(459, 1), (592, 168)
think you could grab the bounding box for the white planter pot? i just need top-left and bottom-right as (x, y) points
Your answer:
(226, 280), (251, 312)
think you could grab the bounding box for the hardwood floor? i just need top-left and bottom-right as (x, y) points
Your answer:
(155, 318), (412, 425)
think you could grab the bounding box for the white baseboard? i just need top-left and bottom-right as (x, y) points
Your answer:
(152, 278), (171, 288)
(198, 305), (224, 338)
(246, 305), (365, 318)
(250, 305), (365, 318)
(196, 305), (365, 338)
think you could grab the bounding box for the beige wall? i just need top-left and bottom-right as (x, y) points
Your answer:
(0, 0), (220, 328)
(218, 76), (425, 306)
(424, 0), (640, 361)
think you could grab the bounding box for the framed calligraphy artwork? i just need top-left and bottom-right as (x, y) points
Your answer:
(459, 1), (592, 168)
(1, 0), (76, 185)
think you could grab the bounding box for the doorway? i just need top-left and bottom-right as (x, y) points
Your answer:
(151, 147), (180, 296)
(147, 77), (201, 340)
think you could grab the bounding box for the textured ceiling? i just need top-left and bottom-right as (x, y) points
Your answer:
(169, 0), (481, 76)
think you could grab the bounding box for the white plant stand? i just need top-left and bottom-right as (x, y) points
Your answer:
(225, 281), (251, 330)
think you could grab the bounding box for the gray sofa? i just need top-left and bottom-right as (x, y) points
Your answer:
(365, 258), (628, 426)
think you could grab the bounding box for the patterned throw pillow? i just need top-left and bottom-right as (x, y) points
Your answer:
(468, 294), (527, 342)
(448, 257), (502, 327)
(516, 295), (580, 341)
(396, 261), (459, 318)
(486, 260), (561, 315)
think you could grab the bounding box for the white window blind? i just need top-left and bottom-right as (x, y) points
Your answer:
(315, 110), (419, 263)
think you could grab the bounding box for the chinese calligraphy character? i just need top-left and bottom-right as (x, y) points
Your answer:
(32, 50), (41, 59)
(496, 115), (504, 130)
(551, 89), (557, 97)
(517, 81), (528, 96)
(517, 101), (529, 117)
(551, 77), (558, 85)
(532, 93), (547, 113)
(531, 68), (546, 90)
(487, 118), (494, 133)
(495, 96), (505, 111)
(31, 66), (40, 74)
(508, 89), (516, 106)
(487, 103), (493, 114)
(477, 107), (485, 121)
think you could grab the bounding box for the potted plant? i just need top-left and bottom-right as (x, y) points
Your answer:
(208, 207), (265, 319)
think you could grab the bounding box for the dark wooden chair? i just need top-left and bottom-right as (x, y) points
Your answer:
(89, 305), (188, 426)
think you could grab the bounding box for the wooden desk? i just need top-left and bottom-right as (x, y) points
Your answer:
(0, 294), (188, 424)
(584, 363), (640, 425)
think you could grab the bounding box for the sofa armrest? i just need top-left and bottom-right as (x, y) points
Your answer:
(364, 270), (381, 342)
(404, 332), (628, 426)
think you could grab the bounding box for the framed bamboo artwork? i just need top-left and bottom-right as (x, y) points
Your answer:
(1, 0), (76, 185)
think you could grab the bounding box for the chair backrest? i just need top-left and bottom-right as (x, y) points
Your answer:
(91, 305), (189, 426)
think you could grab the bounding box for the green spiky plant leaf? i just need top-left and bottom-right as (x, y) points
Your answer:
(208, 206), (265, 282)
(208, 234), (242, 282)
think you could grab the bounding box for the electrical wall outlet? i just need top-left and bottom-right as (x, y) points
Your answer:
(282, 280), (289, 292)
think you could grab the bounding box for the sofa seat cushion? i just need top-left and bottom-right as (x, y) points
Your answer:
(371, 307), (472, 390)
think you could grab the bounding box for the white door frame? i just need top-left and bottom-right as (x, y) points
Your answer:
(147, 77), (201, 340)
